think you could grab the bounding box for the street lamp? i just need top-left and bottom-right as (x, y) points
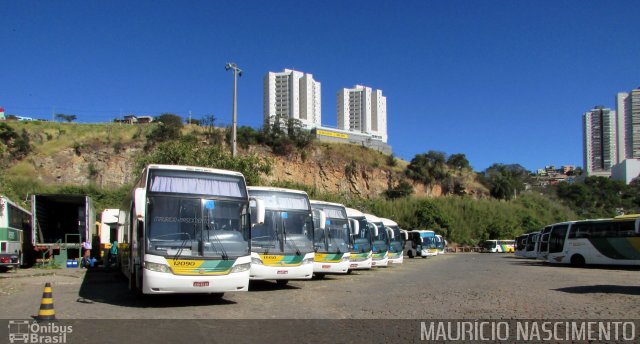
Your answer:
(225, 62), (242, 158)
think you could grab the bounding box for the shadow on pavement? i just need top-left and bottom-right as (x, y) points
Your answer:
(77, 268), (237, 308)
(248, 280), (303, 292)
(553, 285), (640, 296)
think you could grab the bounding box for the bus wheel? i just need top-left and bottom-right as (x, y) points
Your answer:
(422, 256), (427, 259)
(570, 254), (585, 267)
(276, 279), (289, 286)
(408, 251), (414, 259)
(209, 293), (224, 299)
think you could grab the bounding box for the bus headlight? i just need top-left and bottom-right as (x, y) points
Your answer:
(144, 261), (172, 273)
(251, 257), (263, 265)
(302, 257), (314, 265)
(230, 263), (251, 273)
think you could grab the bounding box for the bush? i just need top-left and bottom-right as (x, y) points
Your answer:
(146, 113), (183, 143)
(136, 140), (272, 185)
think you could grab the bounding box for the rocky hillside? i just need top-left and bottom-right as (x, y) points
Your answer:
(1, 121), (487, 199)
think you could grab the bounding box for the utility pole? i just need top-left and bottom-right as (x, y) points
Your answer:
(225, 63), (242, 158)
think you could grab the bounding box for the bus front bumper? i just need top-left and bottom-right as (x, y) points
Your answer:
(348, 257), (372, 270)
(388, 256), (404, 264)
(142, 269), (249, 294)
(313, 260), (350, 274)
(372, 257), (389, 267)
(250, 263), (314, 280)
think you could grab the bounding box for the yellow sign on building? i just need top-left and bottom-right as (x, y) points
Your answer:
(316, 129), (349, 139)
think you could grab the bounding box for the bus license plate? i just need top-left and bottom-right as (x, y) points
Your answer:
(350, 264), (358, 268)
(322, 265), (331, 269)
(193, 281), (209, 287)
(277, 270), (288, 274)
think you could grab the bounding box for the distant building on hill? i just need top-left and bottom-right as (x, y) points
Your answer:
(583, 105), (616, 177)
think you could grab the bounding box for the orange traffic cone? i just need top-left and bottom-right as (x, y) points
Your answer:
(35, 282), (56, 321)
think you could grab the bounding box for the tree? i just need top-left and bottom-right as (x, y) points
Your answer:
(384, 180), (414, 199)
(406, 150), (449, 185)
(482, 163), (530, 200)
(147, 113), (183, 143)
(446, 153), (471, 170)
(55, 114), (77, 122)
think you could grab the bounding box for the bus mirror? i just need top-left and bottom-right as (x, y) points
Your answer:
(134, 188), (146, 219)
(402, 230), (409, 241)
(251, 198), (265, 225)
(387, 227), (395, 239)
(349, 219), (360, 235)
(313, 209), (327, 230)
(371, 223), (379, 237)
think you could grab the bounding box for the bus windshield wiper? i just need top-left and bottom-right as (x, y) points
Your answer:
(282, 219), (301, 256)
(205, 223), (229, 260)
(149, 232), (192, 260)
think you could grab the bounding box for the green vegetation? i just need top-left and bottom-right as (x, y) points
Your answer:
(554, 176), (640, 218)
(136, 138), (272, 185)
(479, 163), (529, 200)
(2, 120), (638, 247)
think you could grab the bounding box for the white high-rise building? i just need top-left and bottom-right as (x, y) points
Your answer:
(616, 88), (640, 162)
(337, 85), (387, 143)
(583, 106), (617, 176)
(263, 69), (321, 129)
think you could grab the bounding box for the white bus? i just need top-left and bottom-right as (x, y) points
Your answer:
(481, 239), (516, 253)
(547, 216), (640, 266)
(364, 213), (390, 267)
(380, 218), (406, 264)
(121, 164), (264, 295)
(310, 200), (351, 276)
(405, 230), (438, 258)
(523, 231), (540, 258)
(248, 187), (316, 285)
(435, 234), (446, 254)
(535, 225), (553, 260)
(345, 207), (374, 270)
(0, 195), (31, 269)
(514, 234), (529, 257)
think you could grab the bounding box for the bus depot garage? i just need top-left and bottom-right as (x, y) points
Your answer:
(30, 194), (95, 265)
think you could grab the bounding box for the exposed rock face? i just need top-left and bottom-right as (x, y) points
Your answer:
(29, 144), (141, 187)
(21, 142), (483, 199)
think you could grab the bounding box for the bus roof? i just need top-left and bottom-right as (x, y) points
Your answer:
(0, 195), (31, 215)
(345, 207), (365, 217)
(147, 164), (245, 178)
(309, 200), (345, 208)
(247, 186), (309, 196)
(380, 218), (398, 226)
(363, 213), (382, 223)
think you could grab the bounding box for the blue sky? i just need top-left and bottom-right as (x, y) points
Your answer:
(1, 1), (638, 171)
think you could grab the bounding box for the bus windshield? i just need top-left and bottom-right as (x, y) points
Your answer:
(352, 217), (372, 253)
(484, 240), (497, 249)
(388, 226), (403, 254)
(249, 190), (314, 255)
(311, 204), (350, 254)
(422, 236), (436, 248)
(146, 196), (250, 258)
(372, 222), (389, 253)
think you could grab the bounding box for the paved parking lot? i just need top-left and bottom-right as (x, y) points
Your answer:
(1, 253), (639, 320)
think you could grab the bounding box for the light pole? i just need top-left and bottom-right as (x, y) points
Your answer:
(225, 62), (242, 158)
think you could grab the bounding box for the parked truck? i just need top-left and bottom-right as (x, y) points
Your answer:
(30, 194), (96, 266)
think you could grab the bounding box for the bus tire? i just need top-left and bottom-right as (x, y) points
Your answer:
(422, 256), (427, 259)
(408, 250), (414, 259)
(570, 254), (585, 267)
(209, 293), (224, 299)
(276, 279), (289, 286)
